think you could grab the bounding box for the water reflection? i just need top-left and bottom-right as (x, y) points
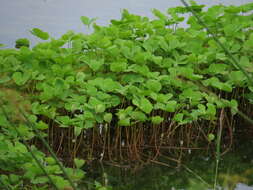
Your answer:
(84, 138), (253, 190)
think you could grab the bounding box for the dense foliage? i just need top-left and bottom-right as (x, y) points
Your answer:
(0, 1), (253, 189)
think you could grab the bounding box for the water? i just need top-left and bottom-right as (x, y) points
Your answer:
(0, 0), (251, 48)
(85, 138), (253, 190)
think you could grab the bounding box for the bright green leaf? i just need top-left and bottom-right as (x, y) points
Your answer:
(151, 116), (164, 125)
(30, 28), (49, 40)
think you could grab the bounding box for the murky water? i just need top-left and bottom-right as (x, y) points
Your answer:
(85, 137), (253, 190)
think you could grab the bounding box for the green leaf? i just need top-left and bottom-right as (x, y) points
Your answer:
(104, 113), (112, 123)
(165, 100), (177, 112)
(80, 16), (97, 27)
(239, 56), (253, 72)
(84, 120), (94, 129)
(0, 115), (9, 126)
(121, 74), (144, 84)
(15, 38), (30, 48)
(146, 79), (162, 92)
(152, 9), (168, 21)
(31, 176), (49, 184)
(118, 118), (130, 126)
(52, 176), (70, 189)
(12, 72), (29, 85)
(137, 97), (153, 114)
(9, 174), (20, 184)
(130, 111), (147, 122)
(74, 158), (85, 169)
(206, 103), (216, 116)
(83, 111), (94, 120)
(167, 35), (181, 50)
(173, 113), (184, 122)
(203, 77), (232, 92)
(110, 60), (127, 72)
(224, 24), (239, 37)
(87, 59), (104, 71)
(207, 64), (228, 74)
(74, 127), (82, 137)
(100, 78), (122, 92)
(89, 97), (102, 107)
(54, 78), (69, 90)
(95, 104), (106, 113)
(80, 16), (90, 25)
(36, 121), (48, 130)
(229, 99), (238, 115)
(86, 84), (98, 95)
(56, 116), (72, 126)
(127, 64), (150, 76)
(151, 116), (164, 125)
(14, 142), (27, 153)
(229, 71), (246, 85)
(180, 89), (203, 103)
(45, 157), (56, 165)
(157, 94), (173, 103)
(244, 33), (253, 49)
(30, 28), (49, 40)
(208, 133), (215, 142)
(197, 104), (206, 114)
(76, 72), (86, 83)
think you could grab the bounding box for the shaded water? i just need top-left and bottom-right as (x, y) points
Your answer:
(86, 136), (253, 190)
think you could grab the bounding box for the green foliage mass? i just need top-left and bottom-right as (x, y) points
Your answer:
(15, 38), (30, 49)
(0, 1), (253, 189)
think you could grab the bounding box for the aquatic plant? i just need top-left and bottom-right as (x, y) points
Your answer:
(1, 1), (253, 189)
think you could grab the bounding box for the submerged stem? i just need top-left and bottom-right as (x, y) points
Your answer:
(214, 108), (225, 189)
